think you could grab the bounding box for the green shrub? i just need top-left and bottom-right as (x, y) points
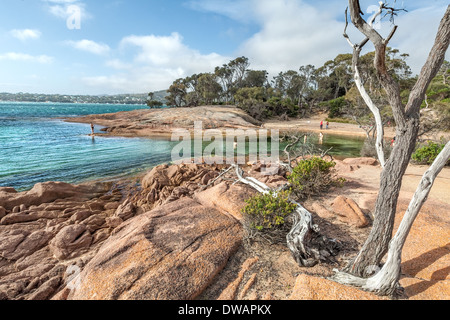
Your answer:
(320, 97), (347, 118)
(325, 117), (356, 124)
(288, 157), (342, 199)
(412, 141), (448, 165)
(242, 191), (296, 232)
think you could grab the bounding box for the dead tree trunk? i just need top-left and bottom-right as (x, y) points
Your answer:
(232, 164), (339, 267)
(332, 142), (450, 295)
(342, 1), (450, 278)
(344, 7), (386, 168)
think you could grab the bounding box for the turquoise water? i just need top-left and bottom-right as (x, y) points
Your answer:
(0, 102), (365, 191)
(0, 102), (177, 191)
(319, 134), (365, 158)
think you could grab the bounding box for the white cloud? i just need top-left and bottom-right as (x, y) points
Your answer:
(42, 0), (91, 20)
(105, 59), (132, 70)
(83, 32), (230, 93)
(188, 0), (350, 75)
(66, 39), (110, 55)
(77, 0), (449, 94)
(188, 0), (449, 77)
(388, 5), (450, 75)
(0, 52), (53, 64)
(10, 29), (42, 41)
(236, 0), (349, 74)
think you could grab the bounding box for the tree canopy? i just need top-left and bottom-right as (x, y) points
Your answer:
(157, 50), (448, 133)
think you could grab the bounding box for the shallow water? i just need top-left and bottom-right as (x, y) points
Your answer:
(0, 102), (364, 191)
(0, 102), (177, 191)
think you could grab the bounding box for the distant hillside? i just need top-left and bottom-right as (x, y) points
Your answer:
(0, 90), (168, 105)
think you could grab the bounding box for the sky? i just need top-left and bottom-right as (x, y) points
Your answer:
(0, 0), (448, 95)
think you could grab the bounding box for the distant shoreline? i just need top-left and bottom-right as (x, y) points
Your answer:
(0, 100), (148, 106)
(0, 90), (167, 105)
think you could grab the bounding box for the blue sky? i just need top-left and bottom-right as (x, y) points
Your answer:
(0, 0), (448, 95)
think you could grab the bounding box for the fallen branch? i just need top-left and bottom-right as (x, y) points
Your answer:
(232, 164), (340, 267)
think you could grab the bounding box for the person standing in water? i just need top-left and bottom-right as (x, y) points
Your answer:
(90, 123), (95, 135)
(319, 132), (324, 145)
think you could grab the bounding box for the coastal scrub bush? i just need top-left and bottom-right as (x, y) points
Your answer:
(412, 140), (449, 165)
(288, 157), (343, 199)
(235, 87), (270, 121)
(267, 96), (299, 117)
(320, 97), (348, 119)
(242, 191), (296, 242)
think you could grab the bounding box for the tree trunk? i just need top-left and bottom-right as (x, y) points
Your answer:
(352, 45), (386, 168)
(343, 1), (450, 278)
(343, 120), (419, 276)
(364, 142), (450, 295)
(332, 142), (450, 295)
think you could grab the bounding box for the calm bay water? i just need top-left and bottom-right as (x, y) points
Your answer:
(0, 102), (177, 191)
(0, 102), (364, 191)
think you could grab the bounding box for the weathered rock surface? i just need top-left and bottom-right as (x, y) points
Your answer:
(49, 225), (93, 260)
(0, 181), (123, 300)
(0, 163), (243, 300)
(342, 157), (379, 166)
(217, 257), (259, 300)
(1, 160), (447, 301)
(331, 196), (369, 228)
(66, 197), (242, 300)
(136, 163), (223, 211)
(290, 185), (450, 300)
(0, 182), (108, 211)
(66, 106), (261, 138)
(194, 182), (256, 221)
(393, 199), (450, 300)
(289, 274), (386, 300)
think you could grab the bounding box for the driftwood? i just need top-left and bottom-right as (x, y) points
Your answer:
(232, 164), (340, 267)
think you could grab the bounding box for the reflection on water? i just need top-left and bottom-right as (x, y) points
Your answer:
(319, 134), (365, 159)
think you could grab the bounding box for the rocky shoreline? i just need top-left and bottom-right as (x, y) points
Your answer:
(1, 106), (448, 300)
(65, 105), (263, 139)
(0, 157), (448, 300)
(64, 105), (394, 139)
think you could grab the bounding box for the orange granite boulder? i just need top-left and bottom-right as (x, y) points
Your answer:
(66, 197), (242, 300)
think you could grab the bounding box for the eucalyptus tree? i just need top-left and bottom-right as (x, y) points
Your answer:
(197, 73), (222, 105)
(331, 0), (450, 296)
(243, 70), (269, 88)
(166, 78), (187, 107)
